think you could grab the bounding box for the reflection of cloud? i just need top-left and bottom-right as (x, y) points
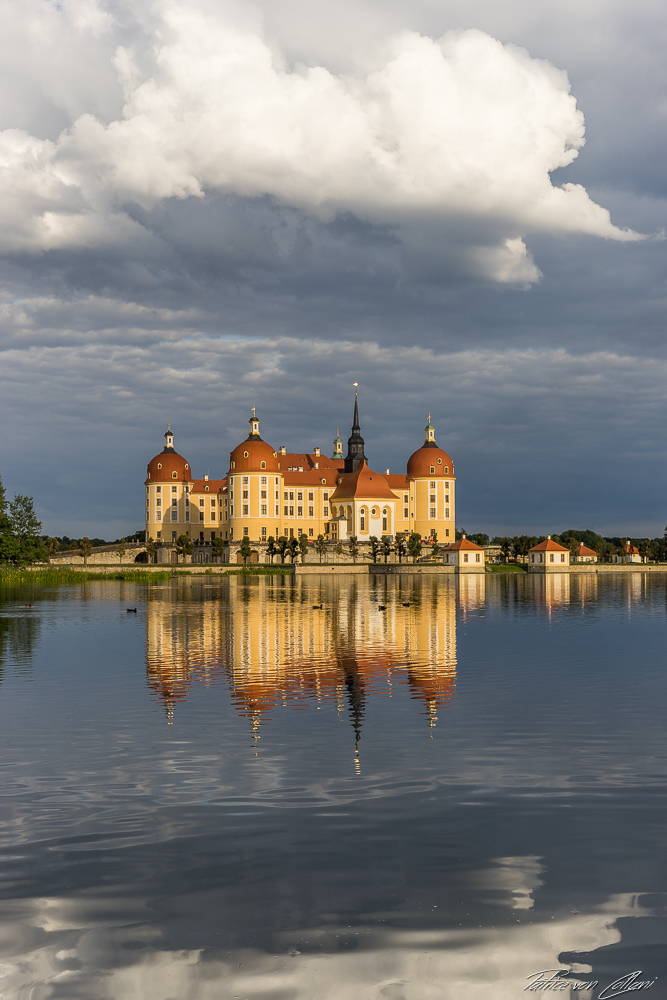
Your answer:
(1, 886), (657, 1000)
(145, 576), (457, 730)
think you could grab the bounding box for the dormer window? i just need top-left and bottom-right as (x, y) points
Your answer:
(260, 461), (266, 469)
(430, 466), (435, 474)
(172, 471), (178, 479)
(157, 463), (162, 469)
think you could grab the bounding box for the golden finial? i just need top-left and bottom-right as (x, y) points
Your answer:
(251, 405), (256, 418)
(167, 421), (170, 432)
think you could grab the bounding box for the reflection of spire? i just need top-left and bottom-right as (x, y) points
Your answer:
(343, 661), (366, 745)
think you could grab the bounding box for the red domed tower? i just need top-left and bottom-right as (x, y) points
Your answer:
(227, 410), (282, 543)
(406, 416), (455, 540)
(145, 425), (194, 543)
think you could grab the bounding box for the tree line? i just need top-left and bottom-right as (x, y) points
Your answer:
(468, 527), (667, 563)
(0, 475), (46, 565)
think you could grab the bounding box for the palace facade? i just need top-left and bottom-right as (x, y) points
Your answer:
(144, 398), (456, 557)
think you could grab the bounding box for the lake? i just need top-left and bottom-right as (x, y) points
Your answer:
(1, 571), (666, 1000)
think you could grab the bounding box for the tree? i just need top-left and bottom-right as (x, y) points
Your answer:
(408, 532), (421, 563)
(335, 542), (343, 563)
(212, 536), (224, 563)
(395, 535), (406, 563)
(45, 537), (60, 556)
(298, 533), (309, 563)
(176, 534), (193, 563)
(115, 538), (126, 563)
(314, 534), (327, 563)
(8, 494), (46, 565)
(368, 535), (380, 563)
(499, 537), (512, 563)
(287, 536), (299, 562)
(0, 476), (17, 563)
(348, 535), (359, 564)
(639, 539), (652, 563)
(266, 536), (276, 563)
(277, 537), (288, 563)
(565, 536), (579, 562)
(240, 535), (252, 564)
(431, 531), (440, 560)
(381, 535), (392, 563)
(79, 537), (93, 566)
(455, 527), (467, 541)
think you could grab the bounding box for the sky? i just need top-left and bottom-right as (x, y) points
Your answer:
(1, 0), (666, 539)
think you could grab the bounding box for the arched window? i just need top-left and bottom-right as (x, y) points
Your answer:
(172, 471), (177, 479)
(260, 461), (266, 469)
(360, 507), (366, 533)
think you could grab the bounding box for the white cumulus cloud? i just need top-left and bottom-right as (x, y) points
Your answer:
(0, 0), (642, 283)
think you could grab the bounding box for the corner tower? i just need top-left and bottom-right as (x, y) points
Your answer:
(344, 395), (367, 473)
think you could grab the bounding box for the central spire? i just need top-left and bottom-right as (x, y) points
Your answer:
(345, 392), (367, 473)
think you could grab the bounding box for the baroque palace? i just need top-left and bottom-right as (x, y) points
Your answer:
(145, 397), (456, 560)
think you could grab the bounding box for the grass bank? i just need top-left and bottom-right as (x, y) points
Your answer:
(0, 567), (174, 585)
(486, 564), (528, 573)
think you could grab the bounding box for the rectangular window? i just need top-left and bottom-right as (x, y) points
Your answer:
(172, 486), (177, 493)
(243, 527), (248, 536)
(261, 504), (267, 515)
(284, 491), (288, 500)
(171, 509), (177, 521)
(172, 531), (177, 540)
(261, 490), (266, 499)
(561, 553), (565, 562)
(403, 494), (408, 503)
(297, 506), (303, 517)
(445, 508), (450, 518)
(230, 505), (234, 516)
(284, 505), (288, 516)
(243, 477), (248, 485)
(323, 506), (329, 517)
(464, 553), (468, 563)
(297, 492), (303, 501)
(289, 491), (294, 501)
(261, 477), (267, 485)
(157, 512), (162, 520)
(157, 486), (161, 493)
(172, 498), (177, 506)
(360, 517), (365, 532)
(476, 553), (481, 562)
(323, 492), (329, 501)
(289, 505), (294, 517)
(275, 504), (279, 516)
(430, 507), (436, 518)
(308, 492), (313, 501)
(199, 499), (204, 506)
(403, 507), (408, 518)
(210, 512), (216, 520)
(261, 526), (267, 537)
(243, 490), (248, 499)
(382, 517), (387, 531)
(430, 481), (435, 489)
(157, 499), (161, 507)
(308, 528), (313, 537)
(284, 528), (289, 536)
(243, 504), (249, 515)
(185, 511), (189, 522)
(430, 494), (436, 504)
(308, 506), (313, 517)
(445, 529), (449, 537)
(210, 499), (216, 506)
(550, 553), (554, 562)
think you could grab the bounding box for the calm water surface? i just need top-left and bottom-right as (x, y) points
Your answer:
(1, 572), (666, 1000)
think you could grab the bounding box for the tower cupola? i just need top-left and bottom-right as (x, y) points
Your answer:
(247, 407), (262, 440)
(332, 428), (343, 460)
(423, 413), (437, 448)
(344, 394), (367, 473)
(163, 423), (175, 452)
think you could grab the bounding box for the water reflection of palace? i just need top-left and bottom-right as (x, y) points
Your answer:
(145, 577), (460, 732)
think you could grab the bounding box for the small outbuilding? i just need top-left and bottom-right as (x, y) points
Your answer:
(573, 543), (597, 563)
(611, 542), (642, 564)
(528, 536), (570, 570)
(443, 536), (485, 573)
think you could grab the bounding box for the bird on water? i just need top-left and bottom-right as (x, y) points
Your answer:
(312, 603), (324, 609)
(378, 605), (387, 611)
(126, 608), (137, 613)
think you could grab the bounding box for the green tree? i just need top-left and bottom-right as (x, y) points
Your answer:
(298, 533), (309, 563)
(277, 537), (288, 563)
(408, 531), (422, 563)
(368, 535), (380, 563)
(0, 476), (17, 564)
(455, 527), (467, 541)
(79, 536), (93, 566)
(395, 535), (406, 563)
(266, 536), (276, 563)
(115, 537), (127, 562)
(45, 536), (60, 557)
(348, 535), (359, 564)
(212, 535), (224, 562)
(335, 542), (343, 563)
(431, 531), (440, 560)
(639, 539), (652, 563)
(240, 535), (252, 564)
(287, 536), (299, 562)
(9, 494), (46, 565)
(314, 534), (327, 563)
(381, 535), (392, 563)
(176, 533), (193, 563)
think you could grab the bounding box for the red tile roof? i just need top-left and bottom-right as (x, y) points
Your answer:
(191, 479), (227, 492)
(529, 537), (569, 552)
(576, 543), (597, 556)
(443, 536), (484, 551)
(329, 461), (397, 501)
